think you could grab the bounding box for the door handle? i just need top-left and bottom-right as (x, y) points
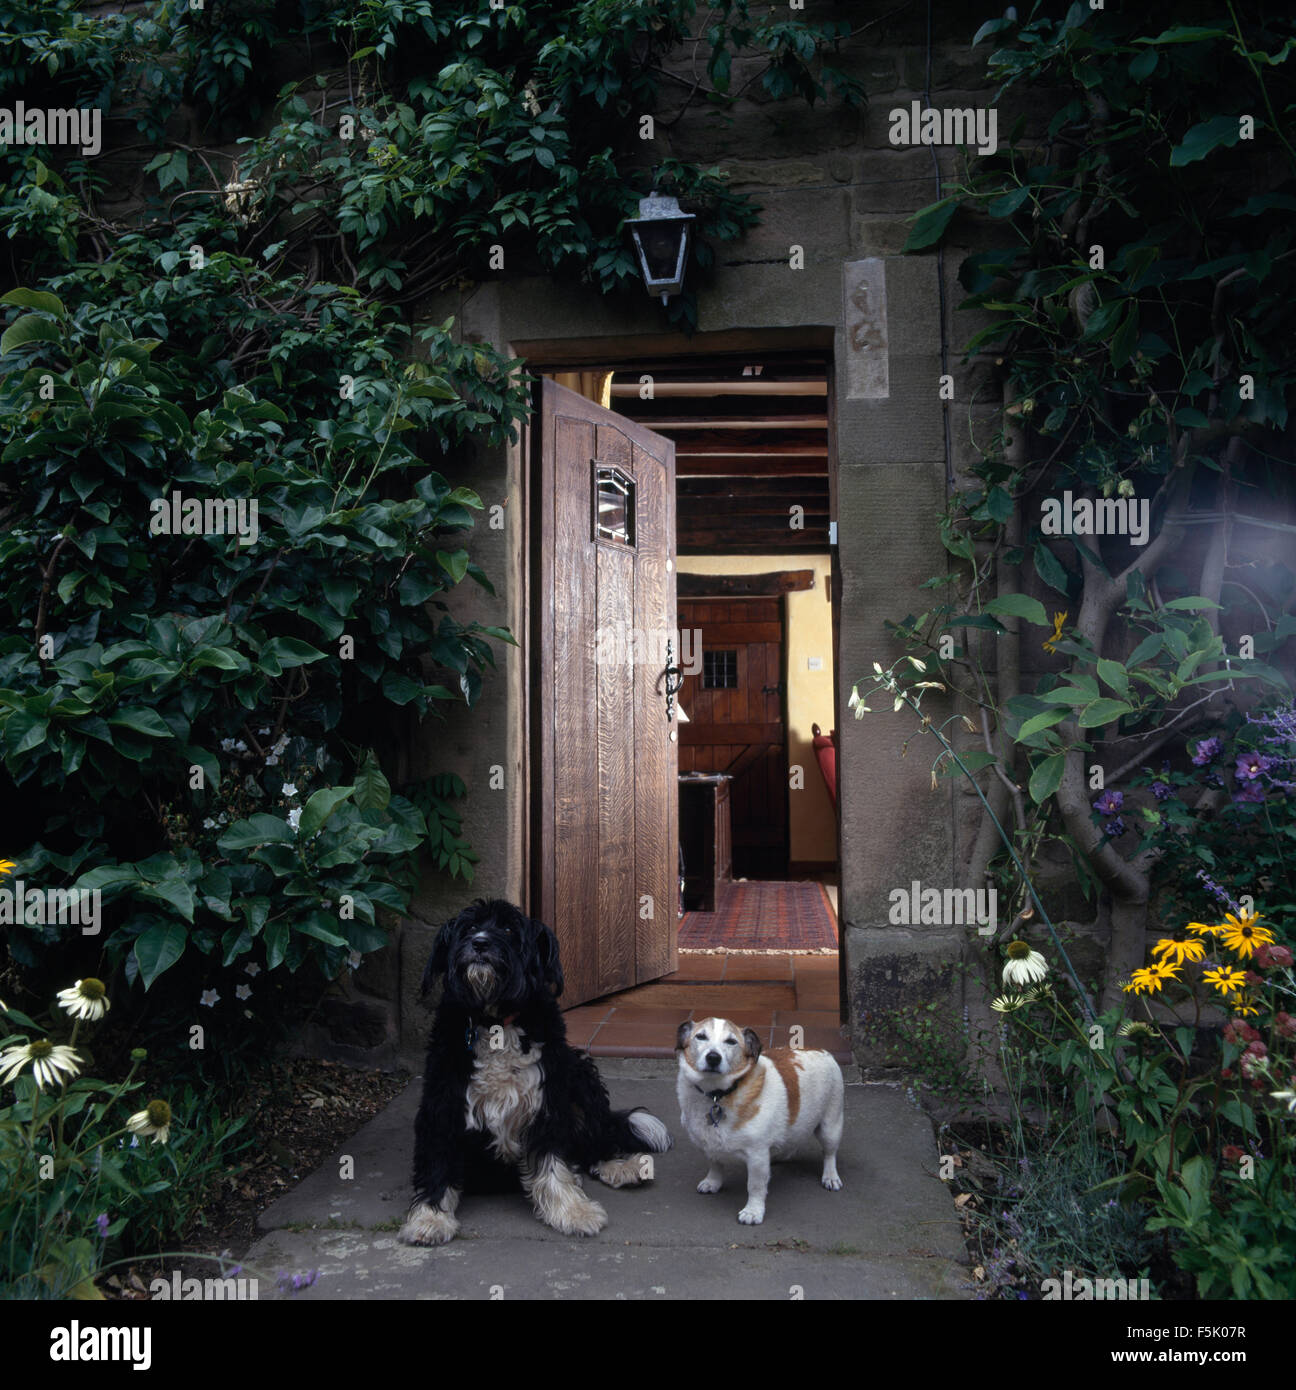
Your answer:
(660, 638), (684, 721)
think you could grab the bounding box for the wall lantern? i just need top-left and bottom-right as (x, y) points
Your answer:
(626, 191), (696, 305)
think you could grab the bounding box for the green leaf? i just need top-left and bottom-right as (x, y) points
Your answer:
(1, 288), (65, 317)
(133, 921), (187, 990)
(218, 814), (297, 851)
(435, 549), (469, 585)
(984, 593), (1050, 626)
(106, 707), (172, 737)
(984, 485), (1015, 523)
(260, 637), (328, 669)
(1171, 115), (1245, 167)
(1017, 708), (1070, 739)
(189, 647), (242, 671)
(1033, 541), (1070, 596)
(298, 785), (355, 839)
(1029, 753), (1066, 804)
(354, 753), (391, 812)
(1135, 26), (1229, 44)
(1, 314), (62, 355)
(1078, 698), (1134, 727)
(1096, 659), (1130, 697)
(263, 919), (289, 970)
(903, 198), (959, 253)
(1161, 596), (1221, 612)
(138, 876), (195, 922)
(1129, 49), (1157, 80)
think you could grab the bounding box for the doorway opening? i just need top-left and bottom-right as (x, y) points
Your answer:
(526, 342), (845, 1058)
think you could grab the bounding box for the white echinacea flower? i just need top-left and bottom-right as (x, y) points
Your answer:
(1002, 940), (1049, 988)
(0, 1039), (82, 1090)
(127, 1099), (172, 1145)
(56, 978), (110, 1022)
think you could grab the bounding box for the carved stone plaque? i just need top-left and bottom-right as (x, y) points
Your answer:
(843, 258), (889, 400)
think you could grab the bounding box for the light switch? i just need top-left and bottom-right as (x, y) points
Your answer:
(807, 657), (823, 671)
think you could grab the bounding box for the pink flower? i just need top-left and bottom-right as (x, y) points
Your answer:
(1255, 943), (1293, 969)
(1273, 1012), (1296, 1040)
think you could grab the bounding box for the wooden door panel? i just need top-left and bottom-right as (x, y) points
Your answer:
(535, 379), (677, 1006)
(551, 411), (599, 998)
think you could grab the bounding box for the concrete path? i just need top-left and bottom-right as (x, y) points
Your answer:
(242, 1067), (969, 1300)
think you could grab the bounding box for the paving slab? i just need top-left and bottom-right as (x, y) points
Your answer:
(241, 1075), (969, 1301)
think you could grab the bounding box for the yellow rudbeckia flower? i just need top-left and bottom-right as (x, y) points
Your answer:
(1201, 965), (1248, 995)
(1215, 910), (1274, 960)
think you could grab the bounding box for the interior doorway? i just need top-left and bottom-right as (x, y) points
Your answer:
(525, 342), (845, 1056)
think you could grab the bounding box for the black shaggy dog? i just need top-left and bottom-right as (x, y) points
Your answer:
(399, 898), (673, 1245)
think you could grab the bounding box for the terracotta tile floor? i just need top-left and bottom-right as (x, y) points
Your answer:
(564, 952), (849, 1062)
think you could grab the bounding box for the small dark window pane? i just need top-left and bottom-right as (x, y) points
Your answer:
(703, 650), (737, 689)
(593, 464), (635, 547)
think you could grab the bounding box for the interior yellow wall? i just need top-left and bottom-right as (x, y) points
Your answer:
(676, 553), (838, 867)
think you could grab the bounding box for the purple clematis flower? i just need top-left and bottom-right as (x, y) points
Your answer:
(1104, 816), (1126, 837)
(1233, 781), (1266, 804)
(1093, 789), (1124, 816)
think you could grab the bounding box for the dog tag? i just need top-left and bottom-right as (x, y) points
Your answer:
(708, 1101), (724, 1126)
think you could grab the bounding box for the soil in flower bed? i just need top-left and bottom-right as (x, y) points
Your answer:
(939, 1115), (1196, 1301)
(102, 1058), (411, 1299)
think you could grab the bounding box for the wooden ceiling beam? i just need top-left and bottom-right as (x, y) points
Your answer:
(677, 570), (815, 597)
(677, 457), (827, 477)
(611, 381), (827, 398)
(636, 415), (827, 430)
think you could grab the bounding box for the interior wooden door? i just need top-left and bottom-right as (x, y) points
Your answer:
(532, 377), (678, 1006)
(676, 596), (788, 879)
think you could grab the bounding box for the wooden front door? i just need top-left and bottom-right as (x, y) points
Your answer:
(676, 597), (788, 879)
(532, 378), (678, 1006)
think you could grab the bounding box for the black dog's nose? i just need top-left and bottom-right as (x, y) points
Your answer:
(705, 1050), (721, 1069)
(472, 932), (490, 946)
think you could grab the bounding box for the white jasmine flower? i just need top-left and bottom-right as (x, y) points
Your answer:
(200, 988), (220, 1008)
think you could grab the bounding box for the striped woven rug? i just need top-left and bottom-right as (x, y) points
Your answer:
(678, 880), (838, 950)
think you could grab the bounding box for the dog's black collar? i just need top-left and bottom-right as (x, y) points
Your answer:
(694, 1079), (740, 1126)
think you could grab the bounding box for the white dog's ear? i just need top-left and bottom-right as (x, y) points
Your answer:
(742, 1027), (763, 1061)
(675, 1020), (693, 1051)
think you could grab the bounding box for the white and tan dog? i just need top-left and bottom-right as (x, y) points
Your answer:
(675, 1017), (844, 1225)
